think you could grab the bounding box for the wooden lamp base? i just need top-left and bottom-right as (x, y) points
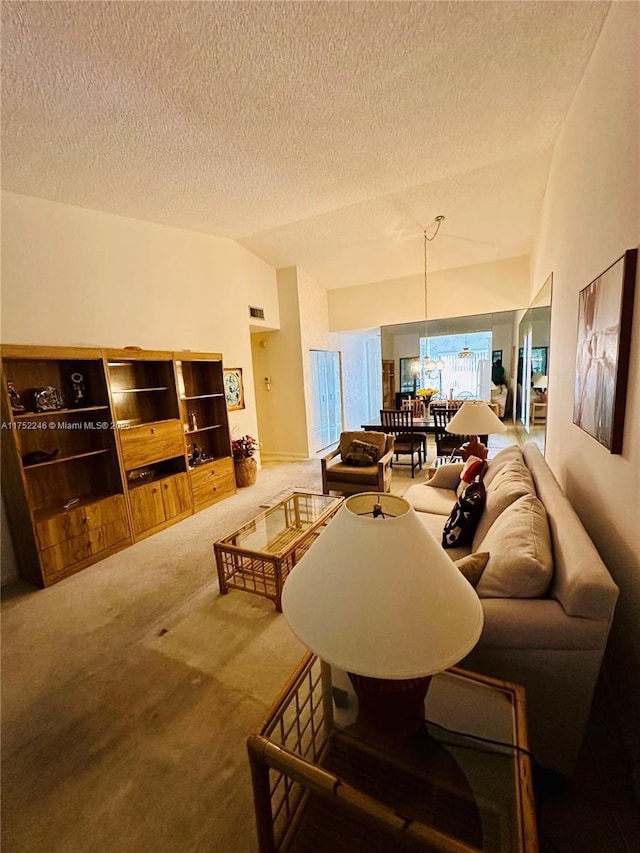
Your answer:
(459, 436), (488, 461)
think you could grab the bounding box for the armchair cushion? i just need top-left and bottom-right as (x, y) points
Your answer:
(343, 439), (380, 466)
(339, 430), (386, 463)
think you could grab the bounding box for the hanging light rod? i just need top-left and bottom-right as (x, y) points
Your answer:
(425, 214), (446, 242)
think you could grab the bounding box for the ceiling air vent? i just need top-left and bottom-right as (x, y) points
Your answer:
(249, 305), (265, 320)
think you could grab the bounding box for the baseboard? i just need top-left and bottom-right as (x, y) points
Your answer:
(260, 451), (310, 464)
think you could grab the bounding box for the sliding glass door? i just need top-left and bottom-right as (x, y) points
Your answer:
(310, 350), (342, 452)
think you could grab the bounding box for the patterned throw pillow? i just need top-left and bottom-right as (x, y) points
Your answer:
(442, 478), (487, 548)
(343, 439), (379, 466)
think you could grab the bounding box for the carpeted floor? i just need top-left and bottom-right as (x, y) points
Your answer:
(4, 439), (636, 852)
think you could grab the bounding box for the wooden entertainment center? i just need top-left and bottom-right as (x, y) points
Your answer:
(1, 345), (236, 587)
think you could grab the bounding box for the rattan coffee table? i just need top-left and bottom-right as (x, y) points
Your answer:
(213, 492), (343, 611)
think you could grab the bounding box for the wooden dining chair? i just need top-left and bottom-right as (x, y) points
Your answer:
(379, 409), (426, 477)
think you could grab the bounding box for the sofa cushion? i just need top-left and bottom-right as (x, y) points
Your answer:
(343, 439), (379, 466)
(339, 431), (386, 463)
(455, 552), (490, 587)
(403, 483), (458, 516)
(442, 479), (486, 549)
(482, 445), (524, 488)
(417, 513), (471, 562)
(472, 460), (536, 550)
(475, 494), (553, 599)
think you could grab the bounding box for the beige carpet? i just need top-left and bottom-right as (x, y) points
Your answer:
(1, 451), (429, 853)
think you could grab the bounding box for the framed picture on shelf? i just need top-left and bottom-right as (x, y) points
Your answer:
(573, 248), (637, 453)
(223, 368), (245, 411)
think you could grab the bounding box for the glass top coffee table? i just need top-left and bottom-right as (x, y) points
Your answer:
(213, 492), (343, 611)
(248, 653), (538, 852)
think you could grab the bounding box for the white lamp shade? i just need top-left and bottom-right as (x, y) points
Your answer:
(445, 401), (507, 435)
(535, 375), (548, 390)
(281, 494), (484, 679)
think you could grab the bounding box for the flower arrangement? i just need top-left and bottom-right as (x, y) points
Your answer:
(231, 435), (260, 459)
(417, 387), (439, 397)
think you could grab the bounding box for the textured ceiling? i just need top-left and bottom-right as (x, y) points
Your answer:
(1, 1), (610, 289)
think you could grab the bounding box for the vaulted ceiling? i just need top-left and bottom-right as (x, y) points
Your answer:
(1, 1), (610, 290)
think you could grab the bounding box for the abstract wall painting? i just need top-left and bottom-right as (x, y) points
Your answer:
(573, 249), (637, 453)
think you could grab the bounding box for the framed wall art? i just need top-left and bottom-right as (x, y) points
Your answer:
(573, 248), (637, 453)
(223, 367), (245, 411)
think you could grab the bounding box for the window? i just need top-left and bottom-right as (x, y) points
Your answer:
(417, 332), (492, 399)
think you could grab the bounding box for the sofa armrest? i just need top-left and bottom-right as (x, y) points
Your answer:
(427, 463), (464, 490)
(476, 598), (612, 650)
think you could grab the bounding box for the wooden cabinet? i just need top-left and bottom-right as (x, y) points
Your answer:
(106, 349), (192, 539)
(174, 353), (236, 509)
(128, 472), (191, 537)
(0, 346), (132, 586)
(1, 345), (236, 587)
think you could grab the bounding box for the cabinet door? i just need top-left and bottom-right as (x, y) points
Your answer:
(120, 420), (184, 469)
(129, 482), (166, 535)
(160, 473), (191, 520)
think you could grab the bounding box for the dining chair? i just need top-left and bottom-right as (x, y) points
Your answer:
(379, 409), (427, 477)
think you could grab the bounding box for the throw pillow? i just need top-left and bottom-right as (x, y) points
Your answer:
(343, 439), (379, 467)
(456, 455), (487, 498)
(474, 494), (553, 598)
(442, 478), (487, 549)
(471, 460), (536, 550)
(455, 552), (490, 586)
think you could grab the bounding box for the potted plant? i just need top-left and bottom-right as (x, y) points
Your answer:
(231, 435), (260, 487)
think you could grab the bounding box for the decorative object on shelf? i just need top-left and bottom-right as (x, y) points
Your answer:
(34, 386), (65, 412)
(22, 448), (60, 466)
(189, 443), (213, 467)
(7, 381), (25, 412)
(127, 467), (155, 483)
(573, 248), (637, 454)
(62, 497), (80, 510)
(223, 367), (245, 410)
(188, 410), (198, 431)
(445, 400), (507, 460)
(70, 372), (86, 406)
(282, 492), (483, 741)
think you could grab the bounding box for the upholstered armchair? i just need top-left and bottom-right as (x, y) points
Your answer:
(321, 431), (394, 495)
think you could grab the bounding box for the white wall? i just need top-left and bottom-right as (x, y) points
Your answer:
(251, 268), (308, 461)
(328, 256), (530, 332)
(531, 3), (640, 769)
(296, 268), (341, 454)
(1, 191), (280, 582)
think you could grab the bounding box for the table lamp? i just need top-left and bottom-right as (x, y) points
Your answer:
(445, 400), (507, 461)
(281, 493), (484, 741)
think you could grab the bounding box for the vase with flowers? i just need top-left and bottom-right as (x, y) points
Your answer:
(231, 435), (260, 487)
(416, 386), (440, 406)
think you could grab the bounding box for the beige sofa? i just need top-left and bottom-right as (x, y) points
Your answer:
(403, 442), (619, 776)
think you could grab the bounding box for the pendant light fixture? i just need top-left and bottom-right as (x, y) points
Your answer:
(421, 215), (445, 377)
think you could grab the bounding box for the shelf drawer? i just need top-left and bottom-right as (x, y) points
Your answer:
(35, 495), (127, 550)
(40, 518), (130, 576)
(120, 420), (184, 469)
(190, 459), (235, 509)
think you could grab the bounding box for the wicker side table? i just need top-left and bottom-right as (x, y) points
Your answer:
(248, 654), (538, 852)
